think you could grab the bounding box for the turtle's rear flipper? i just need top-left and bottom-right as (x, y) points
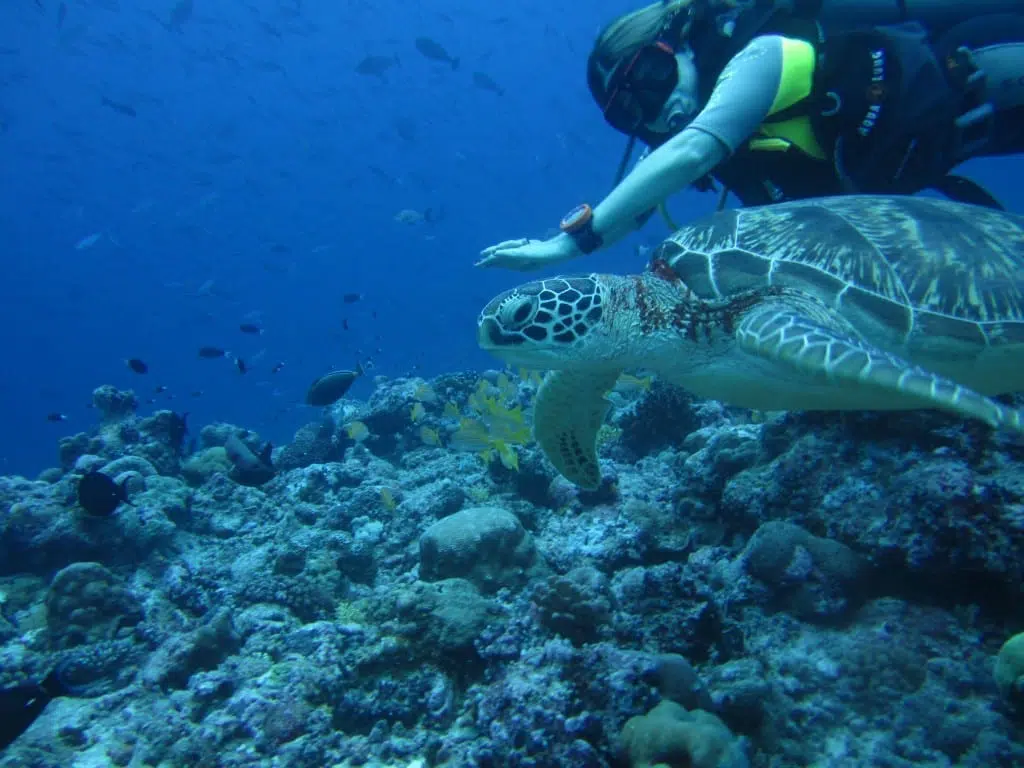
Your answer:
(737, 305), (1024, 434)
(534, 368), (620, 490)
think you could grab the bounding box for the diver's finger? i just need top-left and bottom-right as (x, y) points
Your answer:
(480, 238), (530, 257)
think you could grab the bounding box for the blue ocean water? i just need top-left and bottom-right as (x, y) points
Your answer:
(0, 0), (1020, 480)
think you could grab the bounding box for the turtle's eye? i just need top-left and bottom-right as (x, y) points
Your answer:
(499, 295), (537, 329)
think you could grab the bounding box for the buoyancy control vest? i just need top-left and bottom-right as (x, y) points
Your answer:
(683, 13), (1009, 208)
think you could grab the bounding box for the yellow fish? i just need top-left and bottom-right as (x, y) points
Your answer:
(410, 402), (426, 422)
(420, 426), (442, 446)
(345, 421), (371, 442)
(517, 368), (544, 387)
(443, 402), (461, 420)
(413, 383), (437, 403)
(380, 487), (397, 511)
(494, 440), (519, 472)
(614, 372), (654, 395)
(450, 418), (493, 453)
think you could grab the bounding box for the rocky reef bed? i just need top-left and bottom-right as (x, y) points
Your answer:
(2, 374), (1024, 767)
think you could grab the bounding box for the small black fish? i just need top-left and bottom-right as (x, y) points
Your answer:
(191, 390), (204, 397)
(0, 667), (73, 750)
(169, 0), (193, 28)
(235, 357), (247, 374)
(472, 71), (505, 96)
(77, 470), (132, 517)
(261, 260), (290, 275)
(306, 363), (365, 406)
(414, 37), (458, 69)
(271, 362), (285, 374)
(198, 346), (227, 359)
(394, 117), (417, 143)
(101, 96), (137, 117)
(342, 292), (362, 304)
(342, 318), (350, 331)
(224, 435), (275, 487)
(46, 412), (67, 422)
(368, 165), (395, 183)
(126, 358), (148, 374)
(169, 411), (189, 452)
(355, 54), (399, 78)
(154, 385), (168, 393)
(239, 323), (263, 335)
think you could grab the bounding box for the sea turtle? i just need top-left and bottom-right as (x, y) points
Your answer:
(477, 195), (1024, 490)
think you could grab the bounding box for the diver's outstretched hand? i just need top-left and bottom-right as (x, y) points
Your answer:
(476, 237), (573, 271)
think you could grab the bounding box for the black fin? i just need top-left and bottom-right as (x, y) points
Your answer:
(931, 174), (1005, 210)
(38, 667), (70, 699)
(259, 442), (274, 467)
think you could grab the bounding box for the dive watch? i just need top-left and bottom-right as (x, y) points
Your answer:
(560, 203), (603, 255)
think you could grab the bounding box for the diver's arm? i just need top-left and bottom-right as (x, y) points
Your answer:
(536, 130), (728, 261)
(579, 35), (786, 253)
(478, 36), (785, 270)
(583, 130), (728, 249)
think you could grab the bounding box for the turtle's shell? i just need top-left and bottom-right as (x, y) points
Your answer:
(654, 195), (1024, 350)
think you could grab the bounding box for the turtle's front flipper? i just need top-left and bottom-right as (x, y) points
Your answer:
(534, 368), (620, 490)
(737, 305), (1024, 434)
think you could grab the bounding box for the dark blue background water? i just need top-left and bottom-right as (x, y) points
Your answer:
(1, 0), (1020, 478)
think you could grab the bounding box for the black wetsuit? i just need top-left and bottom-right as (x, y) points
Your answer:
(677, 4), (1024, 207)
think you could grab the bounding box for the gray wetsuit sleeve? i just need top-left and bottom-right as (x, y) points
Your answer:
(687, 35), (785, 154)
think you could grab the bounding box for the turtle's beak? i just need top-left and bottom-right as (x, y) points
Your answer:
(477, 316), (518, 350)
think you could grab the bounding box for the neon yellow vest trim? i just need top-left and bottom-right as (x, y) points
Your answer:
(752, 37), (825, 160)
(659, 37), (825, 232)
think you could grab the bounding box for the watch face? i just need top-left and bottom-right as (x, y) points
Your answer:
(561, 204), (590, 231)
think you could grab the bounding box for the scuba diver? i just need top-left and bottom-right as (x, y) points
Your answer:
(477, 0), (1024, 271)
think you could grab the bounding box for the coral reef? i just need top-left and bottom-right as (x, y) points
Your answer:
(2, 371), (1024, 767)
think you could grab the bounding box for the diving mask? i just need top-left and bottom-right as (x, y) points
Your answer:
(651, 50), (700, 132)
(601, 41), (680, 136)
(602, 44), (700, 138)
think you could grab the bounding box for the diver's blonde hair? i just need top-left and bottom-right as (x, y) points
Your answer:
(587, 0), (695, 103)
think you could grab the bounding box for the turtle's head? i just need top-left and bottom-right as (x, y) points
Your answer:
(478, 275), (619, 368)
